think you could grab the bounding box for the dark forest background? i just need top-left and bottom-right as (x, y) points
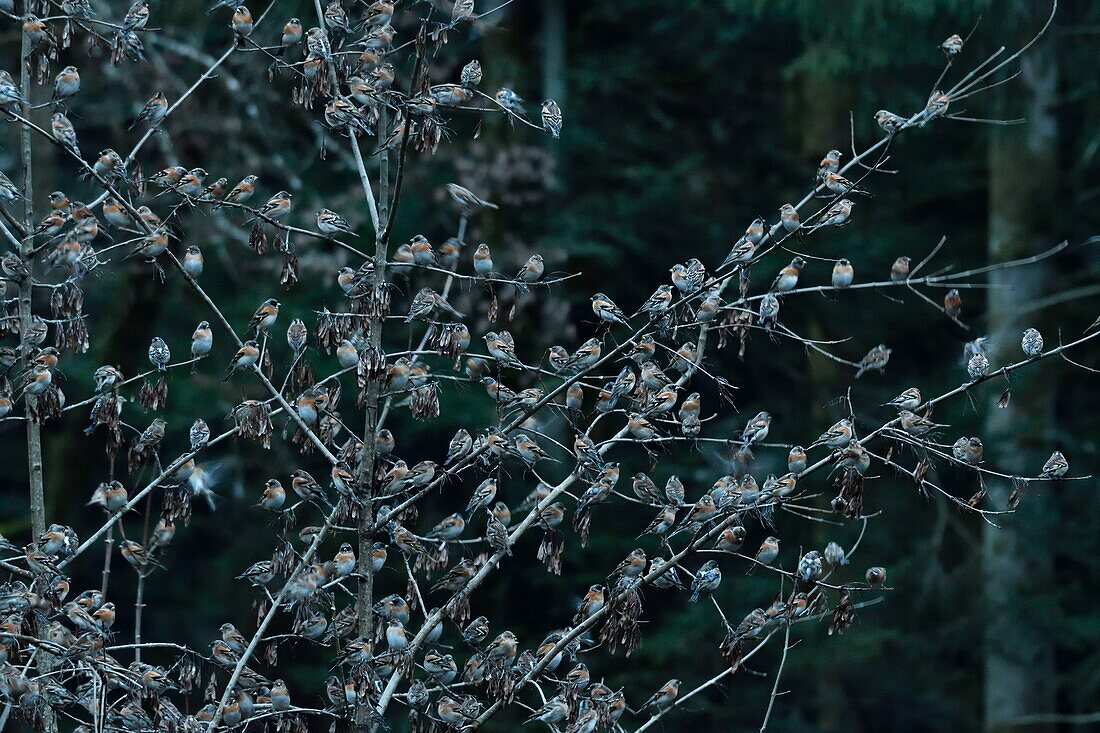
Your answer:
(2, 1), (1099, 731)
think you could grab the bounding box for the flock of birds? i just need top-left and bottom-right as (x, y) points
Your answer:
(0, 3), (1081, 733)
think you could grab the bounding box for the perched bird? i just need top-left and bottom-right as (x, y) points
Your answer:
(460, 59), (483, 87)
(232, 5), (254, 36)
(897, 410), (946, 436)
(747, 536), (780, 574)
(1021, 328), (1043, 357)
(641, 679), (680, 712)
(866, 566), (887, 587)
(248, 299), (280, 335)
(541, 99), (563, 138)
(855, 344), (891, 378)
(885, 387), (921, 411)
(740, 411), (771, 448)
(816, 149), (841, 183)
(943, 288), (962, 319)
(129, 92), (168, 130)
(824, 171), (873, 198)
(771, 257), (804, 292)
(51, 113), (81, 157)
(797, 550), (823, 583)
(1040, 451), (1068, 479)
(689, 560), (721, 603)
(148, 337), (171, 371)
(316, 209), (354, 237)
(813, 418), (854, 449)
(190, 419), (210, 451)
(778, 203), (801, 234)
(52, 66), (81, 103)
(952, 436), (984, 465)
(967, 352), (989, 381)
(257, 191), (292, 220)
(590, 292), (629, 326)
(832, 258), (854, 288)
(875, 109), (906, 135)
(942, 33), (964, 56)
(890, 255), (911, 282)
(222, 341), (261, 381)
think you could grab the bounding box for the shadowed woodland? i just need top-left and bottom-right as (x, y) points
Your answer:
(1, 1), (1099, 732)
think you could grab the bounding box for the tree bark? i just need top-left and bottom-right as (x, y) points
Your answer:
(982, 3), (1059, 731)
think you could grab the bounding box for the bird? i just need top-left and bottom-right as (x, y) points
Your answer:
(740, 411), (771, 448)
(943, 289), (962, 319)
(1040, 451), (1068, 479)
(257, 191), (292, 220)
(51, 113), (81, 157)
(129, 92), (168, 130)
(222, 341), (260, 381)
(641, 679), (681, 712)
(875, 109), (906, 135)
(771, 257), (804, 292)
(816, 149), (842, 183)
(689, 560), (721, 602)
(148, 337), (171, 371)
(590, 293), (629, 326)
(1021, 328), (1043, 357)
(248, 299), (280, 335)
(747, 536), (780, 575)
(897, 410), (947, 435)
(855, 344), (891, 378)
(885, 387), (921, 411)
(232, 5), (253, 36)
(316, 209), (354, 237)
(942, 33), (964, 56)
(832, 258), (854, 288)
(541, 99), (563, 138)
(890, 256), (911, 282)
(824, 171), (873, 198)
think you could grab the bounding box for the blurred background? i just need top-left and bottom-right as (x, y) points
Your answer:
(2, 0), (1099, 731)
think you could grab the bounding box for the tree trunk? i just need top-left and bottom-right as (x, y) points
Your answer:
(982, 2), (1059, 731)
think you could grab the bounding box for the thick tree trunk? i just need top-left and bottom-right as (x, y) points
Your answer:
(982, 3), (1059, 731)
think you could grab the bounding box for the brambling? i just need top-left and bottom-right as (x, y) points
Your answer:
(967, 352), (989, 381)
(316, 208), (354, 237)
(525, 695), (569, 725)
(323, 0), (348, 32)
(331, 339), (357, 369)
(925, 90), (950, 120)
(627, 472), (659, 504)
(689, 560), (721, 603)
(1040, 450), (1068, 479)
(51, 113), (81, 157)
(541, 98), (563, 138)
(591, 292), (629, 325)
(217, 175), (257, 209)
(634, 284), (674, 319)
(0, 70), (25, 105)
(816, 149), (842, 182)
(854, 343), (891, 378)
(269, 680), (291, 711)
(468, 242), (496, 279)
(426, 512), (465, 541)
(483, 331), (523, 368)
(181, 245), (204, 278)
(779, 202), (801, 233)
(258, 191), (292, 220)
(149, 167), (185, 190)
(942, 33), (964, 56)
(374, 428), (395, 455)
(0, 172), (22, 203)
(866, 566), (887, 587)
(100, 197), (132, 229)
(943, 288), (962, 318)
(248, 298), (280, 335)
(232, 5), (253, 37)
(129, 92), (168, 130)
(832, 258), (854, 288)
(52, 66), (81, 103)
(695, 288), (722, 321)
(875, 109), (905, 135)
(186, 418), (209, 451)
(574, 584), (606, 621)
(407, 287), (464, 321)
(406, 234), (435, 266)
(746, 536), (780, 575)
(564, 337), (602, 372)
(816, 198), (854, 228)
(1021, 327), (1043, 357)
(649, 556), (687, 590)
(645, 383), (679, 414)
(257, 479), (286, 511)
(951, 436), (984, 465)
(641, 679), (680, 712)
(896, 410), (946, 435)
(122, 0), (149, 31)
(715, 525), (747, 553)
(640, 505), (678, 538)
(495, 87), (525, 115)
(360, 1), (393, 28)
(142, 336), (171, 372)
(738, 410), (770, 448)
(23, 15), (57, 46)
(452, 0), (476, 22)
(720, 238), (757, 270)
(611, 548), (647, 580)
(567, 709), (599, 733)
(813, 418), (854, 449)
(516, 254), (545, 288)
(485, 508), (511, 555)
(459, 58), (484, 87)
(884, 387), (921, 411)
(31, 211), (65, 239)
(276, 18), (302, 55)
(431, 83), (474, 107)
(199, 177), (228, 202)
(222, 340), (260, 381)
(466, 478), (498, 515)
(771, 257), (804, 292)
(486, 629), (518, 665)
(191, 320), (213, 361)
(889, 255), (911, 282)
(670, 263), (699, 294)
(174, 167), (207, 198)
(536, 501), (565, 531)
(797, 550), (823, 583)
(444, 428), (473, 467)
(825, 171), (873, 198)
